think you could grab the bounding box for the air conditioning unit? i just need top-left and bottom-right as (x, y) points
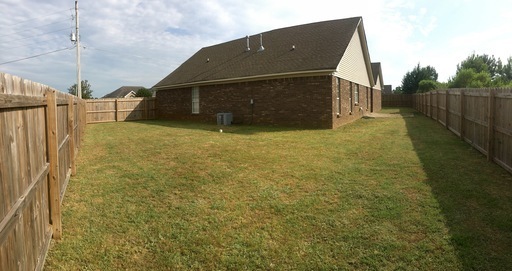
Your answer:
(216, 112), (232, 125)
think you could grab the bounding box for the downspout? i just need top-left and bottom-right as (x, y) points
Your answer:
(370, 87), (374, 112)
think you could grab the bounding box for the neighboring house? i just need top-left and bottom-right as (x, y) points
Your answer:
(371, 62), (384, 109)
(371, 63), (384, 91)
(153, 17), (382, 129)
(103, 86), (145, 98)
(383, 85), (393, 94)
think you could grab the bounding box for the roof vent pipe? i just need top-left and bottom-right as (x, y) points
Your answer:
(258, 33), (265, 52)
(245, 35), (250, 52)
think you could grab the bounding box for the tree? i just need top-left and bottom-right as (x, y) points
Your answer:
(497, 57), (512, 84)
(457, 53), (502, 79)
(68, 80), (93, 99)
(418, 79), (438, 93)
(400, 63), (438, 94)
(449, 53), (512, 88)
(448, 68), (491, 88)
(135, 88), (153, 97)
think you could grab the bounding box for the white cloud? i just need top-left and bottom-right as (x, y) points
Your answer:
(1, 0), (511, 96)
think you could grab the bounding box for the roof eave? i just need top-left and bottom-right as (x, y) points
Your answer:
(153, 69), (336, 90)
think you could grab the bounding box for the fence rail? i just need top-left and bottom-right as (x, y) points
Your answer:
(414, 88), (512, 174)
(0, 72), (86, 271)
(86, 97), (155, 124)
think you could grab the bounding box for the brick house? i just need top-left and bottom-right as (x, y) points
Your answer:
(153, 17), (382, 129)
(103, 86), (145, 98)
(371, 62), (384, 106)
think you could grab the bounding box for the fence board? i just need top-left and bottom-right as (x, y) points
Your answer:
(493, 89), (512, 171)
(0, 72), (85, 270)
(414, 88), (512, 174)
(86, 97), (156, 123)
(382, 94), (413, 107)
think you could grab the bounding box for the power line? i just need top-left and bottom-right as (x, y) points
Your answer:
(0, 36), (64, 50)
(2, 8), (72, 27)
(0, 18), (71, 38)
(0, 47), (73, 66)
(4, 27), (72, 43)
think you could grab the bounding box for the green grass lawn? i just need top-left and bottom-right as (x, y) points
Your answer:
(45, 108), (512, 270)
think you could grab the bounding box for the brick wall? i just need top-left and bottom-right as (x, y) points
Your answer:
(157, 76), (334, 128)
(372, 88), (382, 112)
(156, 75), (381, 129)
(332, 78), (376, 128)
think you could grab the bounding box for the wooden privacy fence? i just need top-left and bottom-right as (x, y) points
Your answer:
(0, 72), (85, 270)
(414, 88), (512, 174)
(86, 97), (155, 124)
(382, 94), (413, 107)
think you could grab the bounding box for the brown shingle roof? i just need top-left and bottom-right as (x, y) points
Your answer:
(371, 62), (382, 83)
(103, 86), (144, 98)
(154, 17), (362, 88)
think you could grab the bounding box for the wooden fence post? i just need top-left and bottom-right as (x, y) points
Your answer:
(115, 99), (119, 122)
(445, 90), (450, 129)
(431, 91), (434, 120)
(144, 98), (148, 120)
(436, 90), (446, 122)
(487, 89), (496, 161)
(45, 89), (62, 239)
(423, 93), (426, 114)
(68, 95), (76, 175)
(460, 89), (465, 140)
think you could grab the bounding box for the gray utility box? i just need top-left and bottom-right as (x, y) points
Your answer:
(216, 113), (233, 125)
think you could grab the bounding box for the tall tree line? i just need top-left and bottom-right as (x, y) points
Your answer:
(395, 53), (512, 93)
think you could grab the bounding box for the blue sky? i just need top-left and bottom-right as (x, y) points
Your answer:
(1, 0), (510, 98)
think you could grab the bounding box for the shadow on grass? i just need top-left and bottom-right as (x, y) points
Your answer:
(133, 119), (317, 135)
(400, 107), (512, 270)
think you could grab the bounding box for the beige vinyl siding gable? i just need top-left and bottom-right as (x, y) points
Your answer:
(334, 29), (371, 87)
(374, 74), (382, 90)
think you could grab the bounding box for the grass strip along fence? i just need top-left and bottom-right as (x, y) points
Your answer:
(0, 72), (85, 270)
(45, 110), (512, 270)
(413, 88), (512, 174)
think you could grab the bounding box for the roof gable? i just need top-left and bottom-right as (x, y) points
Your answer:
(103, 86), (144, 98)
(371, 62), (384, 90)
(334, 22), (374, 87)
(154, 17), (362, 89)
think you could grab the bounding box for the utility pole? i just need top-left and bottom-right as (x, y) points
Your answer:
(75, 0), (81, 99)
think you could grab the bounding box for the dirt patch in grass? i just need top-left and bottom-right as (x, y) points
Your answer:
(364, 112), (415, 118)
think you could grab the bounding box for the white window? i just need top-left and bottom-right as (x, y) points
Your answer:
(354, 84), (359, 104)
(192, 87), (199, 114)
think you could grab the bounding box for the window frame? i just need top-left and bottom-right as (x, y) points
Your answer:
(354, 83), (359, 105)
(191, 86), (199, 114)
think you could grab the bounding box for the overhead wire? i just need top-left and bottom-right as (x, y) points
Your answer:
(5, 27), (72, 43)
(0, 18), (72, 38)
(2, 8), (72, 27)
(0, 46), (74, 66)
(0, 36), (64, 50)
(0, 6), (77, 73)
(0, 6), (74, 55)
